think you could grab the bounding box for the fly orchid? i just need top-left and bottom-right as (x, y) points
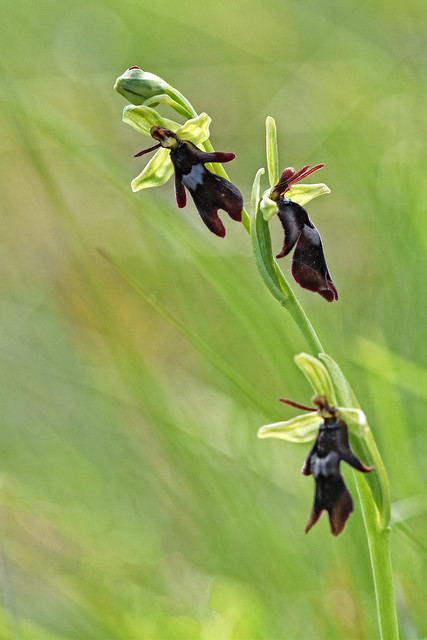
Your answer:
(302, 396), (374, 535)
(260, 394), (374, 536)
(268, 164), (338, 302)
(258, 353), (376, 536)
(135, 126), (243, 237)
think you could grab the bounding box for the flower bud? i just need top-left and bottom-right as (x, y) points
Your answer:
(114, 66), (170, 103)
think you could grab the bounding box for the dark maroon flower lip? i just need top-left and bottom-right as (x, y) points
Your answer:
(276, 199), (338, 302)
(128, 65), (140, 70)
(133, 127), (243, 237)
(297, 395), (374, 536)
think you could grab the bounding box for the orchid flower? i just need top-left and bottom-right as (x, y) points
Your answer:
(258, 354), (374, 535)
(262, 165), (338, 302)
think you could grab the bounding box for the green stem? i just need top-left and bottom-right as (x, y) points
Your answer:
(356, 478), (399, 640)
(283, 294), (324, 356)
(143, 94), (193, 120)
(166, 86), (198, 120)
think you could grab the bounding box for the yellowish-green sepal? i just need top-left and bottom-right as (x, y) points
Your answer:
(285, 183), (331, 206)
(178, 112), (211, 144)
(295, 353), (338, 405)
(258, 406), (368, 445)
(123, 106), (211, 144)
(123, 104), (178, 136)
(131, 148), (174, 192)
(258, 413), (322, 443)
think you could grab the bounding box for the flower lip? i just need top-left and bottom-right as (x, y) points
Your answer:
(275, 195), (338, 302)
(128, 65), (140, 70)
(301, 396), (375, 536)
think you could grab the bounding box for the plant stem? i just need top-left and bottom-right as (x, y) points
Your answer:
(356, 478), (399, 640)
(274, 268), (324, 356)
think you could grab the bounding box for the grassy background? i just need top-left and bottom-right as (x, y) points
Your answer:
(1, 0), (427, 638)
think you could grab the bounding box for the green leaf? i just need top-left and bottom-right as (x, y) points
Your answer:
(131, 148), (174, 191)
(258, 413), (321, 443)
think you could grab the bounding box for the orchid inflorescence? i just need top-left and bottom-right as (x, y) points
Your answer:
(114, 67), (385, 539)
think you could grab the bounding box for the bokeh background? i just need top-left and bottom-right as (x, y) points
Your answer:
(1, 0), (427, 638)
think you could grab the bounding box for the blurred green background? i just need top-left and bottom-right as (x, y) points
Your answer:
(1, 0), (427, 638)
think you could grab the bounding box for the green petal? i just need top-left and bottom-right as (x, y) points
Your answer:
(123, 104), (179, 137)
(339, 408), (369, 438)
(131, 148), (174, 192)
(177, 112), (211, 144)
(258, 413), (322, 443)
(294, 353), (338, 405)
(286, 183), (331, 206)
